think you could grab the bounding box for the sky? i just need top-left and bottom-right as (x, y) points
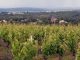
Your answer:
(0, 0), (80, 9)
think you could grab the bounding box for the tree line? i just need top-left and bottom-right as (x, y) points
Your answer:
(0, 11), (80, 25)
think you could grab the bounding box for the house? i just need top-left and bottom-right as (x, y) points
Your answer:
(59, 20), (68, 25)
(51, 16), (57, 23)
(59, 20), (68, 24)
(21, 20), (25, 23)
(2, 20), (7, 23)
(0, 20), (7, 23)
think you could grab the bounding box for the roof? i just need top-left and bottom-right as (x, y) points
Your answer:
(51, 16), (57, 22)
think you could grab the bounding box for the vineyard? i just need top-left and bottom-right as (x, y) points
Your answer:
(0, 23), (80, 60)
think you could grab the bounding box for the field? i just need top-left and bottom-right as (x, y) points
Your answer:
(0, 23), (80, 60)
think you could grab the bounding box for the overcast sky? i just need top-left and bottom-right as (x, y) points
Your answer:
(0, 0), (80, 8)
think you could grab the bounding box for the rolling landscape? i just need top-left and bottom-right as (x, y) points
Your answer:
(0, 9), (80, 60)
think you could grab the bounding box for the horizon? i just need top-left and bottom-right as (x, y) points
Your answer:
(0, 7), (80, 9)
(0, 7), (80, 12)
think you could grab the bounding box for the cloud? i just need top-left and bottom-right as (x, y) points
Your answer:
(0, 0), (80, 8)
(46, 0), (80, 8)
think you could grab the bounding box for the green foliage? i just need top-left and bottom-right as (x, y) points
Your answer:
(42, 39), (57, 56)
(11, 39), (38, 60)
(0, 24), (80, 60)
(66, 30), (78, 53)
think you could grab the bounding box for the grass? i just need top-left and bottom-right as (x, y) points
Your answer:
(33, 53), (73, 60)
(0, 46), (8, 56)
(0, 46), (12, 60)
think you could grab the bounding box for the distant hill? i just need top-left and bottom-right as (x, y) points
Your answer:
(0, 7), (48, 12)
(0, 7), (80, 12)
